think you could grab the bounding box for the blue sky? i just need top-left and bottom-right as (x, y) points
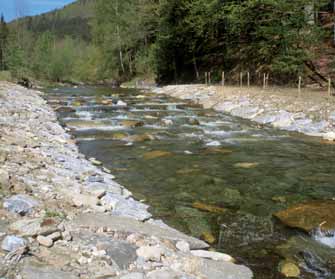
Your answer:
(0, 0), (77, 22)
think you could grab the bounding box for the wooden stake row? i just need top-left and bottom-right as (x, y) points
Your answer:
(205, 72), (333, 97)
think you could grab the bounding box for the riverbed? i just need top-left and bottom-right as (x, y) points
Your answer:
(46, 86), (335, 278)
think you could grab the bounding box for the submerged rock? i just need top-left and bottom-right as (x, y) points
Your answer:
(121, 120), (144, 128)
(125, 134), (155, 142)
(3, 194), (39, 215)
(143, 150), (172, 160)
(175, 206), (214, 242)
(278, 260), (300, 278)
(192, 202), (226, 214)
(274, 200), (335, 232)
(276, 236), (335, 277)
(234, 162), (259, 169)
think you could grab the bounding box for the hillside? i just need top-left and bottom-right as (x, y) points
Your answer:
(11, 0), (96, 41)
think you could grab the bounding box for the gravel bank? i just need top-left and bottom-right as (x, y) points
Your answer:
(154, 85), (335, 141)
(0, 82), (253, 279)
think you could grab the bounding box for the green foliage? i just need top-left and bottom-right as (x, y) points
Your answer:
(0, 14), (9, 71)
(1, 0), (332, 85)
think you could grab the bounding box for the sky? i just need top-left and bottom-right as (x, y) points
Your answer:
(0, 0), (77, 22)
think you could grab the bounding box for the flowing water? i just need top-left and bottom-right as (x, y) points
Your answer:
(45, 86), (335, 278)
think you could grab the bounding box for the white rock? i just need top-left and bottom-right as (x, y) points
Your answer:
(136, 245), (165, 262)
(37, 235), (53, 247)
(176, 240), (190, 253)
(322, 131), (335, 141)
(191, 250), (234, 262)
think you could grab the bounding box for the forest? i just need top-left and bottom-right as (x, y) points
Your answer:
(0, 0), (334, 85)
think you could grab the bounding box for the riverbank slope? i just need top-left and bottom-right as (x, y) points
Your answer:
(0, 82), (252, 279)
(154, 85), (335, 141)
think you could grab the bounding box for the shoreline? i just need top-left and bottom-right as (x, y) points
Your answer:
(153, 85), (335, 141)
(0, 82), (252, 278)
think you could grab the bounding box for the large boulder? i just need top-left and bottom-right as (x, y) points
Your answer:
(274, 200), (335, 232)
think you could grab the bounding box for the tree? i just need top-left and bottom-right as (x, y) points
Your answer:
(0, 14), (9, 70)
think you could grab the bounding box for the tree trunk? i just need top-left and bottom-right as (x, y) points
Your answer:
(193, 55), (199, 80)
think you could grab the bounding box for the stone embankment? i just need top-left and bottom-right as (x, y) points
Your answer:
(154, 85), (335, 141)
(0, 81), (253, 279)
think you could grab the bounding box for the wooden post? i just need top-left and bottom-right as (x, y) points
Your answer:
(222, 71), (225, 87)
(328, 77), (332, 97)
(298, 76), (302, 97)
(240, 72), (243, 87)
(205, 72), (208, 85)
(263, 73), (266, 89)
(208, 72), (211, 85)
(247, 72), (250, 87)
(266, 73), (269, 88)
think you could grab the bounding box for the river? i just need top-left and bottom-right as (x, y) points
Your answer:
(45, 86), (335, 279)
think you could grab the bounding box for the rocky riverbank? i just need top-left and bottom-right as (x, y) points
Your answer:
(153, 85), (335, 141)
(0, 81), (253, 278)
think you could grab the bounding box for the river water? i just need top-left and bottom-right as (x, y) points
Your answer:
(45, 86), (335, 279)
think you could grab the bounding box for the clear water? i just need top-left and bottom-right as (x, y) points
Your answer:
(45, 86), (335, 279)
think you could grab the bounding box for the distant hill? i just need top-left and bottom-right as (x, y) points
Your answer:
(11, 0), (96, 41)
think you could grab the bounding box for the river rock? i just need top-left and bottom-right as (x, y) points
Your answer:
(120, 273), (145, 279)
(176, 240), (190, 253)
(184, 257), (253, 279)
(188, 118), (200, 125)
(278, 260), (300, 278)
(1, 235), (27, 252)
(55, 106), (75, 113)
(87, 175), (104, 183)
(175, 206), (214, 242)
(191, 250), (234, 262)
(234, 162), (259, 169)
(121, 120), (144, 128)
(274, 200), (335, 232)
(21, 261), (78, 279)
(220, 187), (242, 208)
(147, 270), (178, 279)
(143, 150), (172, 160)
(116, 100), (127, 107)
(102, 193), (152, 221)
(125, 134), (155, 142)
(99, 240), (137, 270)
(3, 194), (39, 215)
(10, 218), (59, 237)
(37, 235), (53, 247)
(276, 235), (335, 276)
(136, 245), (165, 262)
(192, 202), (226, 214)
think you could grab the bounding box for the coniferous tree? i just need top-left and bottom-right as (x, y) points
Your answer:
(0, 14), (9, 70)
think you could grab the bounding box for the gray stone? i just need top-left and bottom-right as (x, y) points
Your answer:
(147, 270), (178, 279)
(119, 272), (145, 279)
(71, 213), (209, 250)
(10, 218), (59, 237)
(1, 235), (27, 252)
(102, 193), (152, 221)
(73, 231), (137, 270)
(195, 258), (253, 279)
(102, 240), (137, 270)
(88, 175), (104, 183)
(21, 263), (78, 279)
(3, 194), (39, 215)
